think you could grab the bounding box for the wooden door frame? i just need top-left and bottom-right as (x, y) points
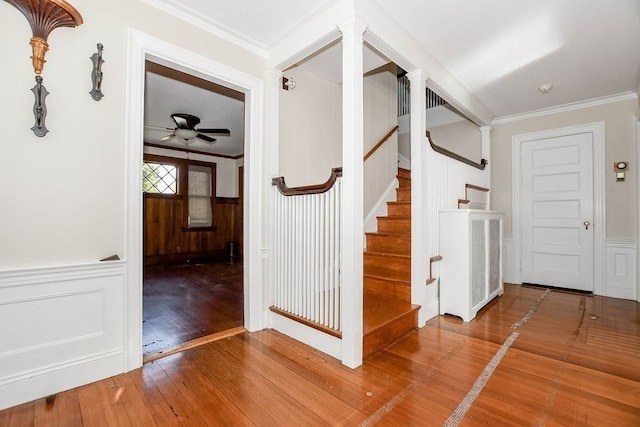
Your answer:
(123, 29), (265, 372)
(511, 122), (605, 295)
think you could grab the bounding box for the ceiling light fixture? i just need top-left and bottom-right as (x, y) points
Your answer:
(538, 83), (553, 94)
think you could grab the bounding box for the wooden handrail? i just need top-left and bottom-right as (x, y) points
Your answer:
(427, 255), (442, 285)
(272, 167), (342, 196)
(426, 131), (487, 170)
(364, 125), (399, 162)
(465, 183), (489, 193)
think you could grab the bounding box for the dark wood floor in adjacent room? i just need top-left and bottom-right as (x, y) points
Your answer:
(142, 260), (244, 358)
(2, 284), (639, 426)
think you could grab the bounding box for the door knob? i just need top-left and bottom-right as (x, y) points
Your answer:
(584, 221), (590, 230)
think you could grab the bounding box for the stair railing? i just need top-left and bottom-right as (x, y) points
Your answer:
(271, 168), (343, 335)
(364, 125), (400, 162)
(426, 130), (488, 170)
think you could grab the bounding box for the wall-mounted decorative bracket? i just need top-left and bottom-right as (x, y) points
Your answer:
(89, 43), (104, 101)
(31, 75), (49, 137)
(4, 0), (83, 75)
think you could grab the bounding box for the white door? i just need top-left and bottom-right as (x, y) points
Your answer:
(521, 132), (594, 292)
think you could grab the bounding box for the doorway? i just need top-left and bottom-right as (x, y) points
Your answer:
(124, 30), (265, 371)
(512, 122), (605, 294)
(141, 61), (245, 359)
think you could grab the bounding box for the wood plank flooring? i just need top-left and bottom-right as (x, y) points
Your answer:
(1, 284), (638, 426)
(143, 261), (243, 358)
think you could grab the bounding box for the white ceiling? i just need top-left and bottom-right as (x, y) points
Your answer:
(143, 0), (640, 155)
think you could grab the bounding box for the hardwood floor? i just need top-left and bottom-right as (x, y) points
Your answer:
(2, 284), (638, 426)
(143, 261), (244, 358)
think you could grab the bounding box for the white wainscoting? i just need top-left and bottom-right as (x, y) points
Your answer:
(502, 236), (515, 284)
(504, 238), (637, 300)
(605, 240), (637, 300)
(0, 261), (125, 410)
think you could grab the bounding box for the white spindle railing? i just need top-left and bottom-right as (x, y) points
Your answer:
(272, 169), (342, 334)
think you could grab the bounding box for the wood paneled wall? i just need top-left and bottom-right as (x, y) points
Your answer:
(144, 154), (241, 265)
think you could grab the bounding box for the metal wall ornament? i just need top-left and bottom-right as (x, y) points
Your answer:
(4, 0), (83, 136)
(89, 43), (104, 101)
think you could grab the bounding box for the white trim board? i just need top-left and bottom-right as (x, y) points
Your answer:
(124, 29), (265, 372)
(511, 122), (605, 295)
(493, 92), (637, 125)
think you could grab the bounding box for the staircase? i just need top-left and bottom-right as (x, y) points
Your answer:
(363, 167), (420, 358)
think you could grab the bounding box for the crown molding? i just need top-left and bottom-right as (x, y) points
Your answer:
(141, 0), (268, 58)
(492, 92), (638, 125)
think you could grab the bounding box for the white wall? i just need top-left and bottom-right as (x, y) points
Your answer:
(492, 96), (638, 239)
(0, 0), (266, 410)
(0, 0), (265, 268)
(279, 65), (342, 187)
(363, 63), (398, 216)
(428, 119), (482, 162)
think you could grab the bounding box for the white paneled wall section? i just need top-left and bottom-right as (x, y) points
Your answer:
(0, 262), (125, 410)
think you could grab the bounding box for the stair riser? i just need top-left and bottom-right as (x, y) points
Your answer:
(366, 234), (411, 255)
(364, 276), (411, 303)
(363, 308), (418, 358)
(397, 168), (411, 179)
(387, 202), (411, 216)
(397, 176), (411, 188)
(377, 219), (411, 234)
(396, 188), (411, 202)
(364, 254), (411, 281)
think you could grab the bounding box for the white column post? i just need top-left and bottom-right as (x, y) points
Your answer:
(407, 70), (429, 326)
(339, 17), (366, 368)
(263, 68), (282, 328)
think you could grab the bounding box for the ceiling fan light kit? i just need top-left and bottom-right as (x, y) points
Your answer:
(151, 113), (231, 146)
(4, 0), (83, 137)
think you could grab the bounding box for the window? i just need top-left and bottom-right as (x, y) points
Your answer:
(143, 162), (177, 194)
(188, 164), (213, 228)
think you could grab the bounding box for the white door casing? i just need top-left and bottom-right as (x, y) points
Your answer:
(521, 133), (594, 291)
(124, 29), (265, 371)
(512, 122), (605, 295)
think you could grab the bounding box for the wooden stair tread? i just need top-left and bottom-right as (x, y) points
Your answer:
(364, 251), (410, 260)
(377, 215), (411, 220)
(363, 294), (419, 334)
(365, 231), (410, 238)
(364, 273), (411, 284)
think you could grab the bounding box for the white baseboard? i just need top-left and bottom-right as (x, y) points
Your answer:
(270, 312), (342, 361)
(0, 261), (126, 410)
(397, 153), (411, 170)
(364, 178), (399, 238)
(605, 240), (637, 300)
(502, 236), (515, 283)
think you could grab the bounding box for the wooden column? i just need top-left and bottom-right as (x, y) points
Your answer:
(339, 17), (366, 368)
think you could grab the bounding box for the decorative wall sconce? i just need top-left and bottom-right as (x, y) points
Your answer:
(89, 43), (104, 101)
(614, 161), (629, 182)
(4, 0), (83, 136)
(282, 76), (296, 90)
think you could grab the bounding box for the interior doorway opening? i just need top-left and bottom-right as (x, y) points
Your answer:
(141, 60), (246, 360)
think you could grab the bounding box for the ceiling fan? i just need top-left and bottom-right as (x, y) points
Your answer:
(147, 113), (230, 145)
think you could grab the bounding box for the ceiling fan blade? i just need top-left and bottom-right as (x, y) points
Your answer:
(161, 133), (176, 141)
(196, 133), (216, 143)
(171, 113), (200, 129)
(196, 128), (230, 136)
(144, 125), (173, 132)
